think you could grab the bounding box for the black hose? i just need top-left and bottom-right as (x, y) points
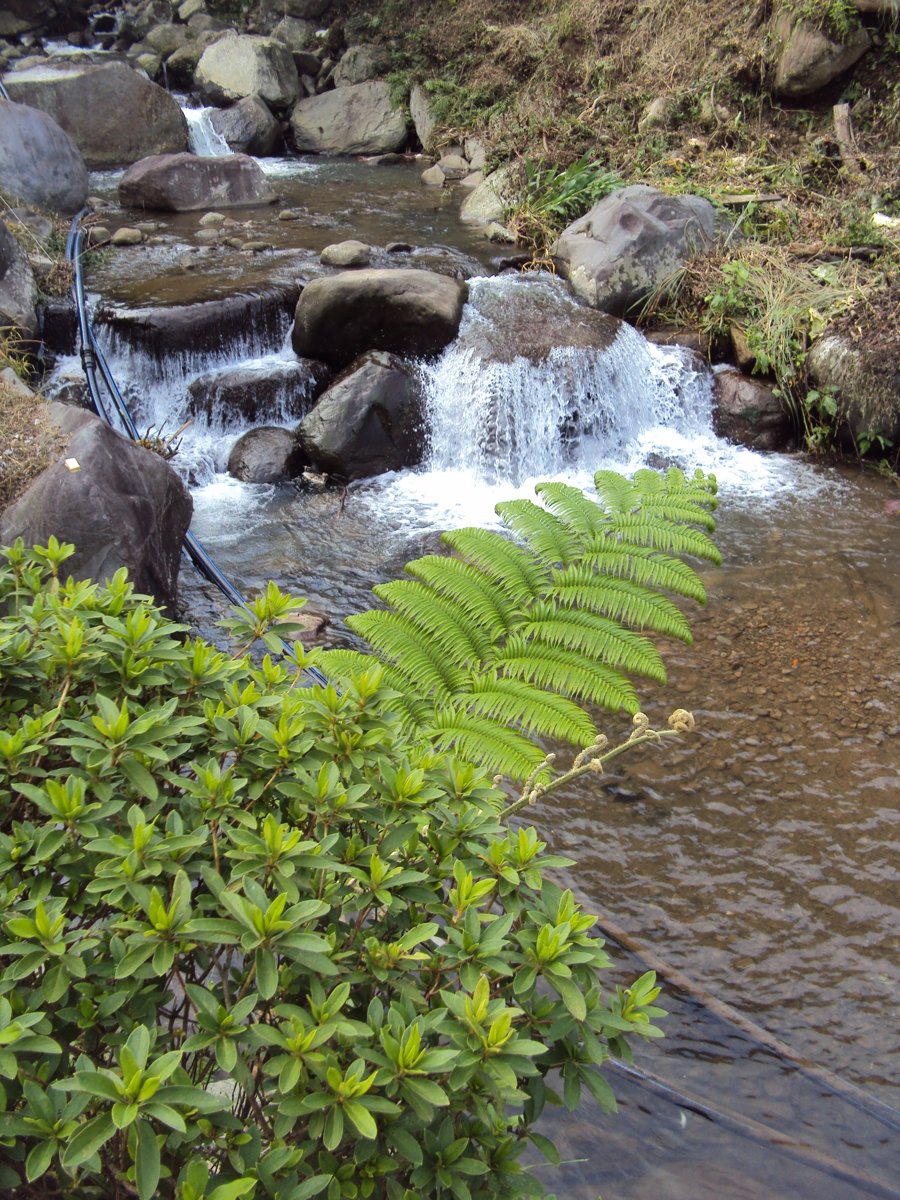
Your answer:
(65, 211), (328, 688)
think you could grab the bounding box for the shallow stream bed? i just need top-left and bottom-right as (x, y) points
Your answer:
(82, 152), (899, 1199)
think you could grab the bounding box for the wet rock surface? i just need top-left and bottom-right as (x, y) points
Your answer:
(296, 350), (423, 479)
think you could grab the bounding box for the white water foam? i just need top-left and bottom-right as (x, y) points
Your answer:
(183, 106), (232, 157)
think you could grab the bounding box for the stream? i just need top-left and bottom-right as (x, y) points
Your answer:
(57, 122), (899, 1199)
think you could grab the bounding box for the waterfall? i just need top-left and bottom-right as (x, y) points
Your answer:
(419, 275), (715, 486)
(184, 106), (232, 157)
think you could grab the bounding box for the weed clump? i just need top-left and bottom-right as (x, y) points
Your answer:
(0, 375), (66, 509)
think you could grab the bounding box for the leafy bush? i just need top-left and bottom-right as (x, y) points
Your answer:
(0, 537), (674, 1200)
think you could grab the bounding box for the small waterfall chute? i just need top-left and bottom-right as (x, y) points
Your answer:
(184, 106), (232, 157)
(420, 274), (715, 486)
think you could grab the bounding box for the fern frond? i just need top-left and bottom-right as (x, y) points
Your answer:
(579, 543), (708, 603)
(628, 496), (717, 531)
(309, 647), (375, 681)
(498, 638), (640, 713)
(345, 611), (465, 701)
(633, 465), (718, 509)
(606, 515), (722, 565)
(441, 527), (549, 605)
(426, 708), (547, 780)
(593, 469), (642, 513)
(464, 676), (597, 745)
(532, 481), (610, 539)
(551, 570), (693, 641)
(524, 604), (666, 682)
(405, 556), (519, 632)
(373, 580), (493, 668)
(495, 498), (582, 565)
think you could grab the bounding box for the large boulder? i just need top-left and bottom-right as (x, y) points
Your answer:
(0, 100), (88, 214)
(0, 0), (64, 36)
(290, 80), (407, 154)
(227, 427), (301, 483)
(771, 13), (871, 98)
(334, 43), (391, 87)
(712, 368), (793, 451)
(119, 152), (277, 212)
(3, 62), (189, 168)
(553, 184), (723, 316)
(0, 404), (192, 611)
(0, 217), (39, 343)
(187, 357), (331, 424)
(291, 269), (468, 369)
(194, 33), (300, 109)
(459, 164), (518, 227)
(296, 350), (423, 480)
(209, 95), (282, 156)
(271, 15), (317, 57)
(807, 333), (900, 446)
(409, 83), (437, 153)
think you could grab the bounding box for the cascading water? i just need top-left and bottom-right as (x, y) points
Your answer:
(421, 274), (714, 486)
(183, 106), (232, 157)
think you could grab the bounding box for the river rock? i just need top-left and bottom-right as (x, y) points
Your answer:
(0, 217), (39, 343)
(321, 239), (371, 267)
(712, 368), (793, 451)
(459, 164), (518, 227)
(333, 43), (390, 87)
(421, 165), (445, 187)
(296, 350), (423, 479)
(437, 153), (470, 180)
(210, 95), (281, 156)
(194, 33), (300, 109)
(119, 152), (277, 212)
(271, 16), (317, 54)
(3, 61), (189, 167)
(227, 426), (301, 483)
(771, 13), (871, 98)
(0, 99), (88, 214)
(409, 82), (437, 152)
(0, 404), (192, 611)
(187, 357), (330, 424)
(290, 80), (407, 154)
(553, 184), (723, 316)
(144, 22), (192, 58)
(0, 0), (64, 36)
(291, 268), (467, 369)
(807, 333), (900, 446)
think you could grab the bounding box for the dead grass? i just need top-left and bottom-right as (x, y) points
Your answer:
(0, 378), (66, 510)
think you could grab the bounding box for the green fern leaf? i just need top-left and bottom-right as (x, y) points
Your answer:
(426, 708), (547, 779)
(579, 544), (708, 603)
(593, 469), (641, 513)
(464, 676), (597, 745)
(345, 611), (465, 701)
(523, 604), (666, 682)
(631, 496), (717, 531)
(606, 514), (722, 565)
(373, 580), (493, 668)
(551, 570), (693, 641)
(532, 481), (611, 538)
(494, 498), (582, 565)
(498, 639), (640, 713)
(441, 527), (549, 605)
(405, 555), (518, 631)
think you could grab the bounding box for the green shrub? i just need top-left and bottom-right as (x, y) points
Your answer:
(0, 538), (673, 1200)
